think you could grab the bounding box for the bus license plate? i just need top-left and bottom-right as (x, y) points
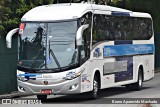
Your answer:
(41, 89), (52, 94)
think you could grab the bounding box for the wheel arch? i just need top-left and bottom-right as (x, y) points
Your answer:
(92, 69), (101, 89)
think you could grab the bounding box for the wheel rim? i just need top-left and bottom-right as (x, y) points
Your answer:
(93, 79), (98, 95)
(139, 74), (142, 87)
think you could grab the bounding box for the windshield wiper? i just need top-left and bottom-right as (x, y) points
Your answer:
(49, 48), (61, 69)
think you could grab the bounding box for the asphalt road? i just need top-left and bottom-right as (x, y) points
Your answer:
(2, 73), (160, 107)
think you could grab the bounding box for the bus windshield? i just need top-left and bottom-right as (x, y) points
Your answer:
(18, 21), (78, 70)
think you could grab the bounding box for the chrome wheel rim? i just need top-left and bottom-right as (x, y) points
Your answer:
(139, 74), (142, 87)
(93, 80), (98, 95)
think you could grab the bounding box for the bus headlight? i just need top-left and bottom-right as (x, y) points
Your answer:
(17, 76), (28, 82)
(64, 70), (83, 80)
(17, 70), (28, 82)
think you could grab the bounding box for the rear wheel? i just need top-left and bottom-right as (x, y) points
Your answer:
(37, 95), (47, 101)
(126, 69), (143, 91)
(133, 69), (143, 90)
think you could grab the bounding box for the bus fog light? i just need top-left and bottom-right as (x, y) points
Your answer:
(18, 86), (25, 91)
(69, 84), (78, 90)
(17, 76), (28, 82)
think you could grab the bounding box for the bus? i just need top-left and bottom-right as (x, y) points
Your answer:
(6, 3), (154, 100)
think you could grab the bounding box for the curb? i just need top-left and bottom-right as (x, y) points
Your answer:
(0, 92), (31, 100)
(0, 91), (22, 99)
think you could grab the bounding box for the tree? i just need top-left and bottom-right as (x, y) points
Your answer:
(0, 0), (54, 37)
(0, 0), (6, 36)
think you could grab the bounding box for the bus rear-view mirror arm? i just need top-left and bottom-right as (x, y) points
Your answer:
(6, 28), (19, 48)
(76, 24), (89, 46)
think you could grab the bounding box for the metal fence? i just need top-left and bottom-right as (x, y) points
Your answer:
(155, 33), (160, 70)
(0, 36), (18, 94)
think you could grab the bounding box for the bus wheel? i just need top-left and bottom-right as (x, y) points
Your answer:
(133, 69), (143, 90)
(37, 95), (47, 101)
(89, 75), (99, 99)
(126, 69), (143, 91)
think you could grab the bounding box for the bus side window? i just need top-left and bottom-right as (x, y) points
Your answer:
(80, 28), (91, 63)
(92, 15), (97, 45)
(92, 14), (111, 45)
(147, 19), (153, 39)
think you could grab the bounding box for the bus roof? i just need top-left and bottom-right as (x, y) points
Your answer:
(21, 3), (151, 22)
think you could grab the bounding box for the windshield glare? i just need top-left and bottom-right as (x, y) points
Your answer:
(18, 21), (78, 69)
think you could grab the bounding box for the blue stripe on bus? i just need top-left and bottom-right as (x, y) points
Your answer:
(19, 74), (41, 77)
(111, 11), (130, 16)
(103, 44), (154, 57)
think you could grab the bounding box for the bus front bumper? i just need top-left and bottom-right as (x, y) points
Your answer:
(17, 77), (81, 95)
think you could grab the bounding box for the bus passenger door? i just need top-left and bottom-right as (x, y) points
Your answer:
(79, 26), (92, 92)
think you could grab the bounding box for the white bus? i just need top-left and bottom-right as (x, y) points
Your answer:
(6, 3), (154, 100)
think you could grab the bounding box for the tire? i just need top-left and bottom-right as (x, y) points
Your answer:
(133, 69), (143, 90)
(89, 75), (99, 99)
(37, 95), (47, 101)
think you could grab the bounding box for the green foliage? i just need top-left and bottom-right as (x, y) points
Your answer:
(0, 0), (54, 37)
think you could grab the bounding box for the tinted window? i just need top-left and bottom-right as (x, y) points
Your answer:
(79, 12), (92, 63)
(92, 14), (153, 45)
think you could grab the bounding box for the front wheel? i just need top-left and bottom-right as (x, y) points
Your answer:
(89, 75), (99, 99)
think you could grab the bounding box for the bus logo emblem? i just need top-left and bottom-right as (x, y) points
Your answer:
(43, 81), (49, 85)
(93, 48), (102, 57)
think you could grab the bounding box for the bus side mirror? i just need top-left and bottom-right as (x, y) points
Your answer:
(76, 24), (89, 46)
(6, 28), (19, 48)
